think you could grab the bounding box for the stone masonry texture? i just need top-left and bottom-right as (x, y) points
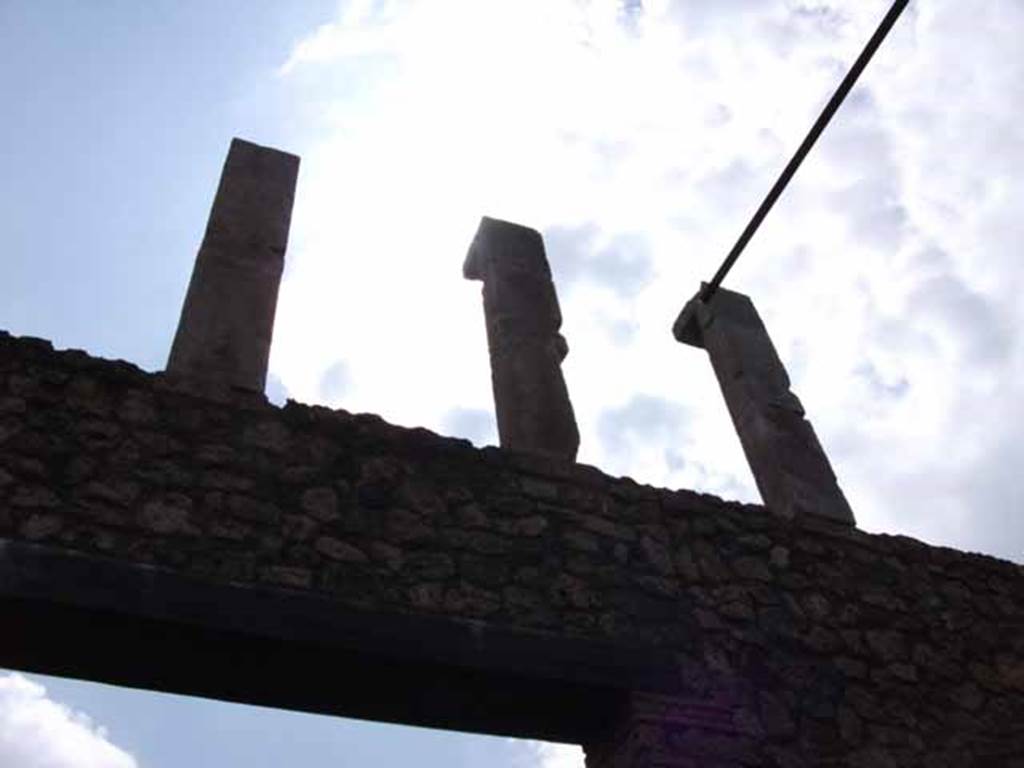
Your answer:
(166, 138), (299, 393)
(464, 216), (580, 460)
(674, 286), (856, 527)
(2, 330), (1024, 766)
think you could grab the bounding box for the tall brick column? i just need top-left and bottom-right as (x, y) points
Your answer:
(673, 286), (855, 525)
(166, 138), (299, 393)
(464, 217), (580, 460)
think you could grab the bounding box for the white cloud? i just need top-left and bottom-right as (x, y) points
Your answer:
(531, 741), (584, 768)
(0, 673), (136, 768)
(510, 739), (583, 768)
(274, 0), (1024, 563)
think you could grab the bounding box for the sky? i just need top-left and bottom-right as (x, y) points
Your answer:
(2, 0), (1022, 765)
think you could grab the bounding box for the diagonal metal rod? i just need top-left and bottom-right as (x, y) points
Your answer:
(700, 0), (910, 302)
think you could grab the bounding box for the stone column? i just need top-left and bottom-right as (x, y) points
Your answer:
(583, 692), (756, 768)
(463, 216), (580, 460)
(166, 138), (300, 393)
(673, 286), (855, 526)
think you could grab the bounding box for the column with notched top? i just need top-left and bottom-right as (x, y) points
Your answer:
(464, 216), (580, 461)
(674, 285), (855, 526)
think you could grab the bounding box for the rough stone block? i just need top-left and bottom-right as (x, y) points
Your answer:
(464, 216), (580, 460)
(584, 691), (756, 768)
(673, 285), (855, 526)
(166, 138), (300, 393)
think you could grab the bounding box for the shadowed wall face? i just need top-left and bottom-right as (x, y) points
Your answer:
(464, 217), (580, 461)
(166, 138), (299, 393)
(2, 331), (1024, 766)
(675, 287), (855, 526)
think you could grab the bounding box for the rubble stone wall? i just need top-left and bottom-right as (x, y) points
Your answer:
(1, 330), (1022, 766)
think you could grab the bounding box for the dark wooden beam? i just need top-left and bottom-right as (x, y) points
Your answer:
(0, 538), (678, 743)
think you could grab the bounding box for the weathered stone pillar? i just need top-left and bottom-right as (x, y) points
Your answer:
(166, 137), (299, 393)
(583, 692), (755, 768)
(463, 216), (580, 460)
(673, 286), (855, 525)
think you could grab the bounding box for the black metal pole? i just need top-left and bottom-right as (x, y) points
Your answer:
(700, 0), (910, 302)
